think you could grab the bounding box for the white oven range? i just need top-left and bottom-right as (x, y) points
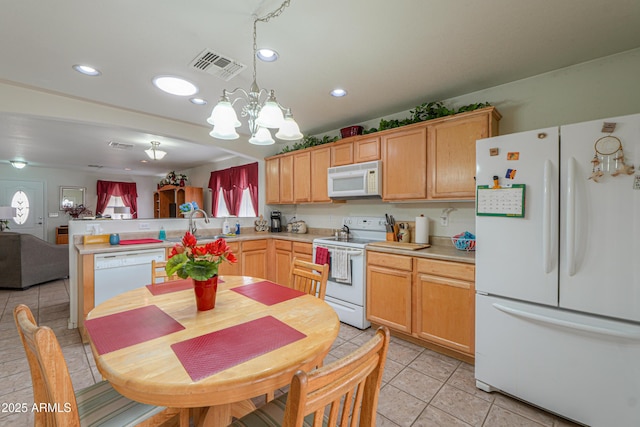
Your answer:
(312, 216), (387, 329)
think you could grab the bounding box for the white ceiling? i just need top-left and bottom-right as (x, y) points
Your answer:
(1, 0), (640, 176)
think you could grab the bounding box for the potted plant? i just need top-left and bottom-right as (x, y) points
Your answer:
(165, 232), (237, 310)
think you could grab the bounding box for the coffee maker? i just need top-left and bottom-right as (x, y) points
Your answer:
(270, 211), (282, 232)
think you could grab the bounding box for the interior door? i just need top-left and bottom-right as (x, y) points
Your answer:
(0, 180), (45, 240)
(560, 113), (640, 322)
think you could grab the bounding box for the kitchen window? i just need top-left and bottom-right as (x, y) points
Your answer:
(208, 163), (258, 218)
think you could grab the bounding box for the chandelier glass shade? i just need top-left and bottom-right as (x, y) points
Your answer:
(207, 0), (302, 145)
(145, 141), (167, 160)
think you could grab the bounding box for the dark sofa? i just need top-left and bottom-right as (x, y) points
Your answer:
(0, 232), (69, 289)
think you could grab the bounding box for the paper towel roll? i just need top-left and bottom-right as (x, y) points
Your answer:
(414, 215), (429, 244)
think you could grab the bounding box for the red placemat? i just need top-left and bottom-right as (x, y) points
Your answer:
(231, 281), (305, 306)
(119, 238), (163, 245)
(171, 315), (306, 382)
(146, 278), (225, 296)
(85, 305), (185, 355)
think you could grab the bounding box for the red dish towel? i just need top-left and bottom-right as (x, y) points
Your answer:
(85, 305), (185, 355)
(231, 281), (305, 306)
(315, 246), (329, 266)
(171, 316), (306, 382)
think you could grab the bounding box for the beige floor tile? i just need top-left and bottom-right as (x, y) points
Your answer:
(408, 351), (460, 382)
(377, 384), (427, 426)
(484, 404), (548, 427)
(390, 367), (444, 402)
(412, 405), (473, 427)
(386, 339), (423, 365)
(431, 384), (492, 426)
(493, 394), (555, 426)
(447, 365), (495, 402)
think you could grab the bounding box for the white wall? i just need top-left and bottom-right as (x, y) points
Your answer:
(273, 48), (640, 238)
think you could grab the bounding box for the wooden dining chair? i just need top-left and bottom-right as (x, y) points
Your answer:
(151, 259), (178, 285)
(288, 257), (329, 300)
(13, 304), (189, 427)
(233, 326), (390, 427)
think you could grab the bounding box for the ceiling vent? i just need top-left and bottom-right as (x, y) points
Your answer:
(88, 164), (104, 169)
(108, 141), (134, 150)
(190, 49), (246, 81)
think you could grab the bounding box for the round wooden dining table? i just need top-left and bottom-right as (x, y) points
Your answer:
(85, 275), (340, 427)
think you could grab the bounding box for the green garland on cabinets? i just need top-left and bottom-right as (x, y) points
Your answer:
(277, 101), (492, 155)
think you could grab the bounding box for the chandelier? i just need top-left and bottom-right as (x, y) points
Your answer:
(207, 0), (302, 145)
(145, 141), (167, 160)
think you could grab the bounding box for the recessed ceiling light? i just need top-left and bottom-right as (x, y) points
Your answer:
(73, 64), (101, 76)
(190, 97), (207, 105)
(152, 75), (198, 96)
(257, 48), (279, 62)
(330, 88), (347, 97)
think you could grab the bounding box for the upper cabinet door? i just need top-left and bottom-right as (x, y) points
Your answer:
(427, 109), (500, 200)
(354, 135), (381, 163)
(265, 157), (281, 204)
(310, 146), (331, 203)
(293, 151), (311, 203)
(330, 139), (354, 166)
(382, 127), (428, 201)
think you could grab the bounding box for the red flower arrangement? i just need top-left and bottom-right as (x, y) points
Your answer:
(165, 232), (237, 281)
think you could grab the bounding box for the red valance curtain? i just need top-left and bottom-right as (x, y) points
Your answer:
(96, 180), (138, 218)
(208, 162), (258, 217)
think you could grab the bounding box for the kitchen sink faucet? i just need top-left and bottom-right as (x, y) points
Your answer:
(188, 209), (210, 236)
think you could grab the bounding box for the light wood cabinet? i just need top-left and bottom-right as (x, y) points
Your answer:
(330, 139), (354, 166)
(241, 239), (268, 279)
(218, 241), (241, 276)
(292, 241), (313, 263)
(381, 126), (428, 200)
(266, 107), (500, 204)
(279, 155), (294, 204)
(273, 240), (293, 285)
(414, 259), (475, 355)
(310, 146), (331, 203)
(366, 252), (413, 333)
(354, 135), (380, 162)
(293, 151), (311, 203)
(427, 108), (501, 199)
(265, 157), (281, 204)
(154, 186), (203, 218)
(366, 250), (476, 360)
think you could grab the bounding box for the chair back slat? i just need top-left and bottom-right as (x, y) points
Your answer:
(288, 258), (329, 300)
(151, 260), (178, 285)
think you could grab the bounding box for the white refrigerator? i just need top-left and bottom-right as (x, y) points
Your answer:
(475, 113), (640, 427)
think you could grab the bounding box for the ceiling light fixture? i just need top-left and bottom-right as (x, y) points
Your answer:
(145, 141), (167, 160)
(73, 64), (101, 76)
(10, 160), (27, 169)
(330, 88), (347, 97)
(190, 97), (207, 105)
(257, 48), (279, 62)
(152, 76), (198, 96)
(207, 0), (302, 145)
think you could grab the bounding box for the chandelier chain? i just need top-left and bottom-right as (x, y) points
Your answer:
(252, 0), (292, 81)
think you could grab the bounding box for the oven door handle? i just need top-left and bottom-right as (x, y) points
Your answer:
(315, 244), (364, 256)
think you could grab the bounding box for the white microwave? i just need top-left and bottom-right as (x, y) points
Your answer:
(327, 160), (382, 199)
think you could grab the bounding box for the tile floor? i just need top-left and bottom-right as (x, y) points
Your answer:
(0, 279), (582, 427)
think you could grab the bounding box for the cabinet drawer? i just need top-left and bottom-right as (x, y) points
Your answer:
(242, 239), (267, 251)
(367, 251), (412, 271)
(274, 240), (292, 251)
(415, 258), (474, 281)
(292, 242), (312, 255)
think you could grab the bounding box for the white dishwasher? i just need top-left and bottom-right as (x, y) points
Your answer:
(94, 249), (166, 306)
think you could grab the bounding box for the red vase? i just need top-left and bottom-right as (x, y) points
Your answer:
(193, 276), (218, 311)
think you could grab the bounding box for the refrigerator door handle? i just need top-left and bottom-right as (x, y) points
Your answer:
(566, 157), (577, 276)
(492, 303), (640, 340)
(542, 159), (553, 274)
